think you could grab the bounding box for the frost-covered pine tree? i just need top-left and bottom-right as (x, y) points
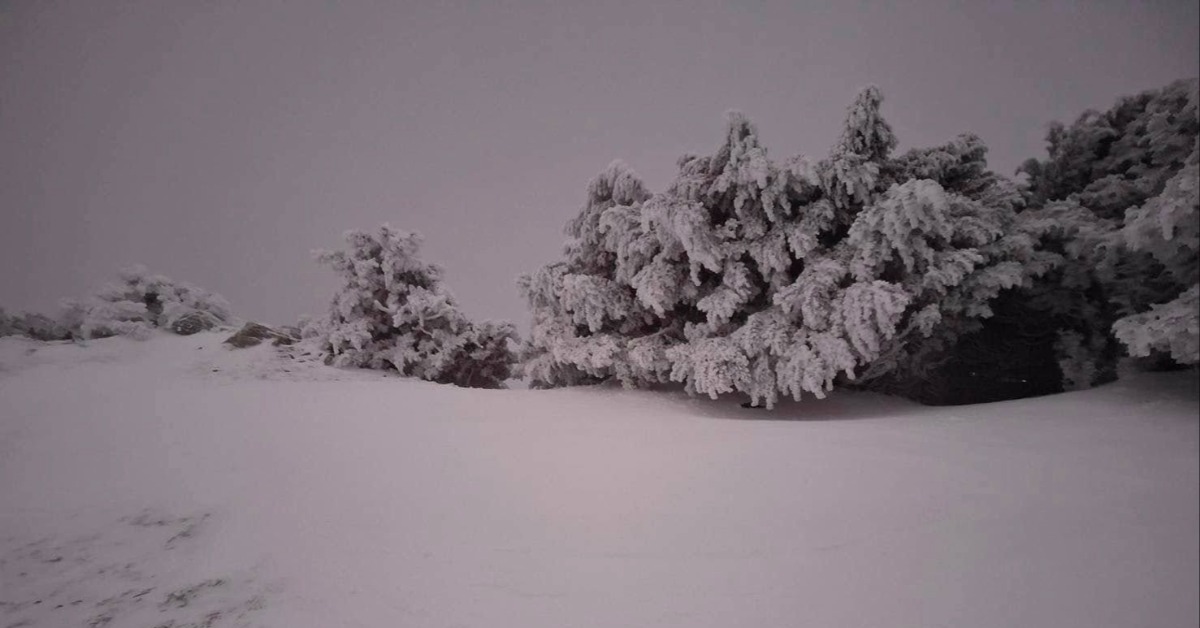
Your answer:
(315, 225), (516, 388)
(819, 85), (897, 228)
(517, 160), (670, 388)
(59, 265), (234, 340)
(521, 86), (1046, 406)
(1017, 78), (1199, 382)
(1020, 79), (1198, 220)
(1112, 139), (1199, 364)
(841, 132), (1063, 402)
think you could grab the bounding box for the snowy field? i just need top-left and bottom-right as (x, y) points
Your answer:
(1, 332), (1196, 628)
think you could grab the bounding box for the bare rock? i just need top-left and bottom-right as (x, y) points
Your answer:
(224, 322), (297, 349)
(169, 311), (217, 336)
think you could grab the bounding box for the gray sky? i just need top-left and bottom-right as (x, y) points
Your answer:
(2, 0), (1197, 329)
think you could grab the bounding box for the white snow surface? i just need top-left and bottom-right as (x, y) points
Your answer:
(1, 332), (1197, 628)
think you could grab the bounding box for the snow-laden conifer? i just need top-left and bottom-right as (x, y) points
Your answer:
(1112, 147), (1199, 364)
(315, 225), (516, 388)
(518, 160), (668, 388)
(521, 86), (1046, 406)
(1017, 78), (1199, 380)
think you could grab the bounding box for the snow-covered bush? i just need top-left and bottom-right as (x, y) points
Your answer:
(0, 308), (73, 341)
(314, 225), (517, 388)
(19, 311), (73, 341)
(521, 87), (1048, 406)
(1017, 78), (1199, 378)
(61, 265), (234, 340)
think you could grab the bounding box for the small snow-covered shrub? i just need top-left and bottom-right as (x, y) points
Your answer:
(313, 225), (517, 388)
(1, 308), (22, 338)
(19, 312), (73, 341)
(61, 265), (234, 340)
(0, 307), (75, 341)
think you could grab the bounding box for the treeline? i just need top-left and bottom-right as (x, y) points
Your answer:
(3, 79), (1196, 406)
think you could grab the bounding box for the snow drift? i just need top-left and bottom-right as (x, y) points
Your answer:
(0, 332), (1196, 627)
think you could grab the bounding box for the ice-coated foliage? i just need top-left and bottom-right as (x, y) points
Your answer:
(1112, 149), (1199, 364)
(1017, 78), (1199, 381)
(1054, 330), (1108, 391)
(1113, 285), (1199, 364)
(314, 225), (516, 388)
(521, 87), (1046, 406)
(0, 308), (74, 341)
(59, 265), (234, 340)
(1020, 79), (1199, 220)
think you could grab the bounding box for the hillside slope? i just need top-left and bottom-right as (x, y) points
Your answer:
(1, 332), (1197, 628)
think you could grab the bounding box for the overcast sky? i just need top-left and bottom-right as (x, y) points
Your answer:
(2, 0), (1197, 329)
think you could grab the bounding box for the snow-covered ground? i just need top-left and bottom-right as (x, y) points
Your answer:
(1, 332), (1196, 628)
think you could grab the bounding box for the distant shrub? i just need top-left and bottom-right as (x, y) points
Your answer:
(0, 307), (21, 338)
(61, 265), (234, 340)
(0, 307), (74, 341)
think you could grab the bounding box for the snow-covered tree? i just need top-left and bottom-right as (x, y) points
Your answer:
(1017, 78), (1199, 380)
(1113, 285), (1199, 364)
(521, 86), (1047, 406)
(1112, 141), (1199, 364)
(315, 225), (516, 388)
(60, 265), (234, 340)
(517, 160), (668, 388)
(1020, 79), (1199, 220)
